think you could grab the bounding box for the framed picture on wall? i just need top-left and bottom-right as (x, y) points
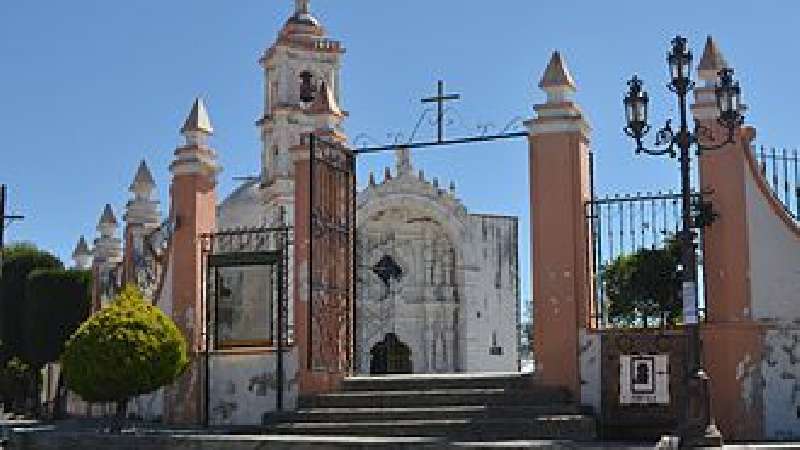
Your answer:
(620, 354), (669, 405)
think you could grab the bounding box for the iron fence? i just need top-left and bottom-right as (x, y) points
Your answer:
(587, 191), (705, 329)
(753, 145), (799, 221)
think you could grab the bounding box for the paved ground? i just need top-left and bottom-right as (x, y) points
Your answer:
(4, 420), (800, 449)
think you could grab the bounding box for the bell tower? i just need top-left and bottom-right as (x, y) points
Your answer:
(257, 0), (346, 196)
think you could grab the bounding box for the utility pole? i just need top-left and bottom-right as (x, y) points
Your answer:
(0, 184), (26, 278)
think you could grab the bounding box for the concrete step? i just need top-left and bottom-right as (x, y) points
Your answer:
(290, 404), (583, 422)
(342, 373), (540, 392)
(266, 416), (596, 440)
(301, 388), (571, 409)
(10, 430), (606, 449)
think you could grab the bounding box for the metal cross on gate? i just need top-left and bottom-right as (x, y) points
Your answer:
(421, 80), (461, 143)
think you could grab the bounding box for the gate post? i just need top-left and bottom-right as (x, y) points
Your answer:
(164, 97), (220, 424)
(292, 83), (351, 396)
(526, 52), (593, 398)
(692, 37), (764, 439)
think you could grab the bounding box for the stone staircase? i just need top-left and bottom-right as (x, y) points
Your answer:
(265, 372), (597, 443)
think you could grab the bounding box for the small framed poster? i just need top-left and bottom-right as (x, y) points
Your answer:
(620, 354), (669, 405)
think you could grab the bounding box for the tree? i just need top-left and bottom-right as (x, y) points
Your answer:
(603, 237), (682, 326)
(0, 243), (63, 358)
(24, 269), (92, 367)
(61, 285), (188, 416)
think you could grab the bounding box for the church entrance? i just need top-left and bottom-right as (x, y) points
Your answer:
(370, 333), (412, 375)
(309, 80), (529, 377)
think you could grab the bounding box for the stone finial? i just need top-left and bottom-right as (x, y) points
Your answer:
(395, 147), (412, 176)
(538, 51), (577, 102)
(697, 36), (729, 83)
(129, 160), (156, 196)
(72, 236), (91, 258)
(95, 204), (122, 264)
(181, 97), (214, 145)
(126, 160), (161, 227)
(310, 81), (341, 116)
(369, 171), (376, 186)
(72, 236), (93, 270)
(449, 181), (456, 194)
(418, 169), (425, 181)
(171, 99), (221, 178)
(384, 167), (392, 181)
(99, 204), (118, 227)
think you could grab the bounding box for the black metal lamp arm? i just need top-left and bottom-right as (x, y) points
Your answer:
(626, 119), (677, 157)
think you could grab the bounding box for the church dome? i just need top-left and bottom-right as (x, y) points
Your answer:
(218, 179), (265, 229)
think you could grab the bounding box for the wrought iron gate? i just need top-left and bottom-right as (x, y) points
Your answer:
(307, 134), (356, 373)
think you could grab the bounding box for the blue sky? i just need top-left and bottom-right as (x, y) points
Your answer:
(1, 1), (797, 302)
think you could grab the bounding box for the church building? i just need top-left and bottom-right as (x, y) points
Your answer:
(69, 0), (520, 425)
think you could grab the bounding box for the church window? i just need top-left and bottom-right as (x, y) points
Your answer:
(299, 70), (316, 103)
(215, 265), (276, 348)
(264, 68), (271, 112)
(495, 241), (502, 288)
(441, 331), (448, 367)
(371, 254), (403, 289)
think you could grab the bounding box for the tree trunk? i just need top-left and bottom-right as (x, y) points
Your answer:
(53, 371), (65, 420)
(116, 398), (128, 419)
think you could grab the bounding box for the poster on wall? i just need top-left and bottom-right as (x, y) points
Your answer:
(619, 354), (669, 405)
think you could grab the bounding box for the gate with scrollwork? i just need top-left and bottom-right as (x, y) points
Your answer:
(307, 134), (356, 374)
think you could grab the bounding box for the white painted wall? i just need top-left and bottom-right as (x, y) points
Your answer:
(208, 349), (298, 426)
(747, 166), (800, 321)
(462, 215), (520, 373)
(579, 329), (601, 413)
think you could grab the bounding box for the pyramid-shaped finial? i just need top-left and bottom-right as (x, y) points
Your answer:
(129, 160), (156, 192)
(72, 235), (91, 258)
(310, 81), (341, 116)
(697, 36), (729, 82)
(99, 204), (118, 226)
(539, 51), (577, 93)
(181, 97), (214, 135)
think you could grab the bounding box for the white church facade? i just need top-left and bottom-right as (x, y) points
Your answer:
(356, 148), (519, 374)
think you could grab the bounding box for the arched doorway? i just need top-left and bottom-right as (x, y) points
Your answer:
(370, 333), (412, 375)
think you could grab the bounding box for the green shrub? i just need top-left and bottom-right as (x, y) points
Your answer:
(61, 285), (188, 413)
(0, 243), (63, 359)
(24, 269), (92, 367)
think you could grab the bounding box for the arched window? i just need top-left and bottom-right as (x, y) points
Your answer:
(299, 70), (315, 103)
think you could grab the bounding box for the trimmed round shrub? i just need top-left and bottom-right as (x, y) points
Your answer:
(61, 285), (188, 407)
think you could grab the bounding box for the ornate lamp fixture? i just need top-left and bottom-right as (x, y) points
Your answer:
(622, 35), (745, 447)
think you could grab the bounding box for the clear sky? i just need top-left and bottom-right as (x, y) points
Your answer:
(1, 1), (797, 303)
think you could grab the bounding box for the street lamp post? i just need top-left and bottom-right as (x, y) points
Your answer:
(622, 36), (744, 447)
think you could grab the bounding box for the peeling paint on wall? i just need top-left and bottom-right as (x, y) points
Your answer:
(579, 329), (601, 413)
(208, 349), (299, 426)
(764, 328), (800, 439)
